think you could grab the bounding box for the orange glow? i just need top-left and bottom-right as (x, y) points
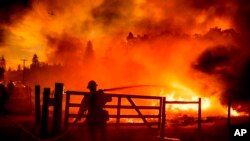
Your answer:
(157, 81), (247, 117)
(2, 0), (247, 120)
(1, 0), (238, 69)
(231, 108), (240, 117)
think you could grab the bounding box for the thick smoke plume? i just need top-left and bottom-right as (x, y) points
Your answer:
(46, 33), (84, 65)
(0, 0), (32, 44)
(0, 0), (32, 24)
(193, 1), (250, 105)
(2, 0), (250, 107)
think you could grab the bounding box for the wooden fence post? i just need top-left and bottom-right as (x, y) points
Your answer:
(52, 83), (64, 135)
(35, 85), (40, 124)
(41, 88), (50, 138)
(228, 98), (231, 125)
(160, 97), (166, 140)
(198, 98), (202, 132)
(116, 96), (121, 129)
(64, 91), (70, 127)
(158, 97), (163, 130)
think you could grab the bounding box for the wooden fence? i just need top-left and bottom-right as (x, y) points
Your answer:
(35, 83), (64, 138)
(35, 83), (204, 139)
(64, 91), (164, 130)
(160, 97), (202, 139)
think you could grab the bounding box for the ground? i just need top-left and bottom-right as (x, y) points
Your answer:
(1, 114), (240, 141)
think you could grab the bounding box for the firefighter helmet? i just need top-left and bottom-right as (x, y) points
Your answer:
(87, 80), (97, 89)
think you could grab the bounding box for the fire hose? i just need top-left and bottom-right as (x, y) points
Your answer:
(100, 84), (169, 92)
(2, 85), (168, 141)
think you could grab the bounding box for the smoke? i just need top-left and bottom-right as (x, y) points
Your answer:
(221, 0), (250, 104)
(193, 45), (233, 74)
(192, 0), (250, 104)
(91, 0), (134, 26)
(45, 33), (84, 65)
(0, 0), (33, 45)
(233, 0), (250, 37)
(0, 28), (5, 45)
(2, 0), (250, 106)
(0, 0), (32, 24)
(225, 60), (250, 102)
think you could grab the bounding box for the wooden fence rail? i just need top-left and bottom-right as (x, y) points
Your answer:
(64, 91), (163, 130)
(160, 98), (202, 139)
(35, 85), (204, 139)
(36, 85), (250, 140)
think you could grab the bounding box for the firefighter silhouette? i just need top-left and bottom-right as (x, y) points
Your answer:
(75, 80), (112, 141)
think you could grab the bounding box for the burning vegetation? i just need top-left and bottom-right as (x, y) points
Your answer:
(1, 0), (250, 118)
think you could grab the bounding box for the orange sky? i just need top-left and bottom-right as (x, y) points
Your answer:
(0, 0), (237, 69)
(1, 0), (250, 112)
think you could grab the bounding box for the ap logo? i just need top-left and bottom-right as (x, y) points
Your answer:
(230, 124), (249, 141)
(234, 129), (247, 136)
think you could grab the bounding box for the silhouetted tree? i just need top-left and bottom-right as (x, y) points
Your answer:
(8, 67), (12, 72)
(17, 64), (21, 71)
(0, 56), (6, 70)
(127, 32), (134, 41)
(83, 40), (95, 64)
(0, 67), (4, 81)
(30, 54), (40, 68)
(204, 27), (223, 39)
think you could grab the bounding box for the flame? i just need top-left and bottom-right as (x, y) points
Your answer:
(164, 92), (211, 111)
(158, 81), (247, 117)
(160, 82), (210, 112)
(230, 108), (240, 117)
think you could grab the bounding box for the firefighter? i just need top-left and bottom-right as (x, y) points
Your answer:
(75, 80), (112, 141)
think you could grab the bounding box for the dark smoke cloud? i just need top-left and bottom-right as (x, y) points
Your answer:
(91, 0), (134, 26)
(193, 0), (250, 105)
(233, 0), (250, 40)
(193, 45), (232, 74)
(0, 0), (32, 24)
(194, 46), (250, 105)
(190, 0), (230, 12)
(0, 0), (32, 45)
(221, 0), (250, 104)
(211, 1), (250, 106)
(190, 0), (217, 8)
(0, 28), (5, 45)
(225, 59), (250, 102)
(46, 33), (84, 65)
(186, 0), (235, 18)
